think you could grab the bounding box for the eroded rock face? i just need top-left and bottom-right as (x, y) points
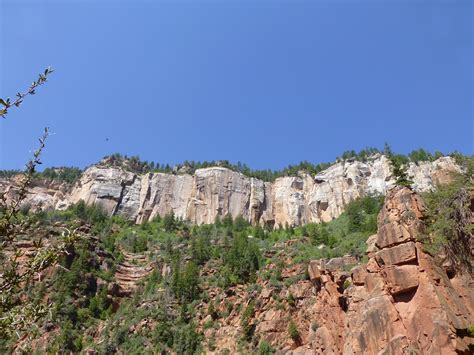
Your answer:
(307, 186), (474, 354)
(0, 156), (461, 227)
(407, 156), (463, 192)
(0, 177), (68, 213)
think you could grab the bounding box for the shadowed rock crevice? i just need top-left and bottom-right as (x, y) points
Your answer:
(392, 287), (417, 303)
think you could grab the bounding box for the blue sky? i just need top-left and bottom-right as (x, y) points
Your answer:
(1, 0), (472, 171)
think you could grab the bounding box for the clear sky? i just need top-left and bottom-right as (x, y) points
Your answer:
(0, 0), (472, 171)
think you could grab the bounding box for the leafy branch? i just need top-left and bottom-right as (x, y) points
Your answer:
(0, 128), (49, 245)
(0, 67), (84, 338)
(0, 67), (54, 118)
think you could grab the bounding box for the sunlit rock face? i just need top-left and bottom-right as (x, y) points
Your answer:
(1, 155), (461, 226)
(406, 156), (463, 192)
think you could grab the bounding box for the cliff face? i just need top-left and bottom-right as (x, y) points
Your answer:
(1, 156), (461, 226)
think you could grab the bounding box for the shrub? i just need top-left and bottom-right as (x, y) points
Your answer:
(287, 292), (296, 307)
(208, 301), (218, 320)
(287, 320), (300, 343)
(258, 340), (275, 355)
(222, 232), (261, 284)
(163, 212), (176, 232)
(241, 301), (255, 340)
(38, 167), (83, 184)
(174, 322), (201, 355)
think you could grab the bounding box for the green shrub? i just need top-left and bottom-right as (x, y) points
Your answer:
(287, 292), (296, 307)
(241, 301), (255, 340)
(222, 232), (261, 284)
(174, 322), (201, 355)
(258, 340), (275, 355)
(287, 320), (300, 343)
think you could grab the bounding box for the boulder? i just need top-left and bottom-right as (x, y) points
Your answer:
(366, 233), (379, 255)
(383, 265), (419, 295)
(307, 261), (321, 282)
(325, 255), (357, 272)
(376, 222), (413, 249)
(351, 265), (368, 286)
(375, 242), (417, 266)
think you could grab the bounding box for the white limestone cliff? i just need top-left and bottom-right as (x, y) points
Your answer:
(1, 155), (462, 227)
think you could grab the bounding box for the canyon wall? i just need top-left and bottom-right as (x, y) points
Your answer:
(1, 155), (461, 226)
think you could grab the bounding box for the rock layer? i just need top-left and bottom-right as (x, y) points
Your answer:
(1, 156), (461, 227)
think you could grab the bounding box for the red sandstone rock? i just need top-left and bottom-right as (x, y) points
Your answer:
(375, 241), (417, 266)
(383, 264), (419, 295)
(376, 221), (413, 249)
(365, 233), (379, 256)
(351, 265), (368, 286)
(307, 260), (321, 282)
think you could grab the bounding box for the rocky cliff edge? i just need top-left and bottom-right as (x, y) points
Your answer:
(1, 155), (461, 227)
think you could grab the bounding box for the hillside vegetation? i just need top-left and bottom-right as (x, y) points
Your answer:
(1, 156), (472, 353)
(1, 193), (382, 353)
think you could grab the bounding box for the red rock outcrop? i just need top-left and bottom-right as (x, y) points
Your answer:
(308, 186), (474, 354)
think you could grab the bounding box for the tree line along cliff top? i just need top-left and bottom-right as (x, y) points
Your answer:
(0, 146), (470, 185)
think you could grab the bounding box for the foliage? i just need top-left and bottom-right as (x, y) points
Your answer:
(0, 71), (83, 339)
(422, 156), (473, 272)
(0, 67), (54, 118)
(408, 148), (443, 163)
(467, 325), (474, 337)
(174, 322), (201, 355)
(241, 300), (255, 340)
(172, 260), (200, 304)
(163, 211), (177, 232)
(100, 153), (334, 182)
(0, 167), (83, 184)
(287, 320), (300, 343)
(337, 147), (382, 162)
(258, 340), (275, 355)
(37, 167), (83, 184)
(287, 292), (296, 307)
(2, 141), (467, 353)
(222, 232), (261, 285)
(1, 144), (467, 188)
(383, 143), (412, 187)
